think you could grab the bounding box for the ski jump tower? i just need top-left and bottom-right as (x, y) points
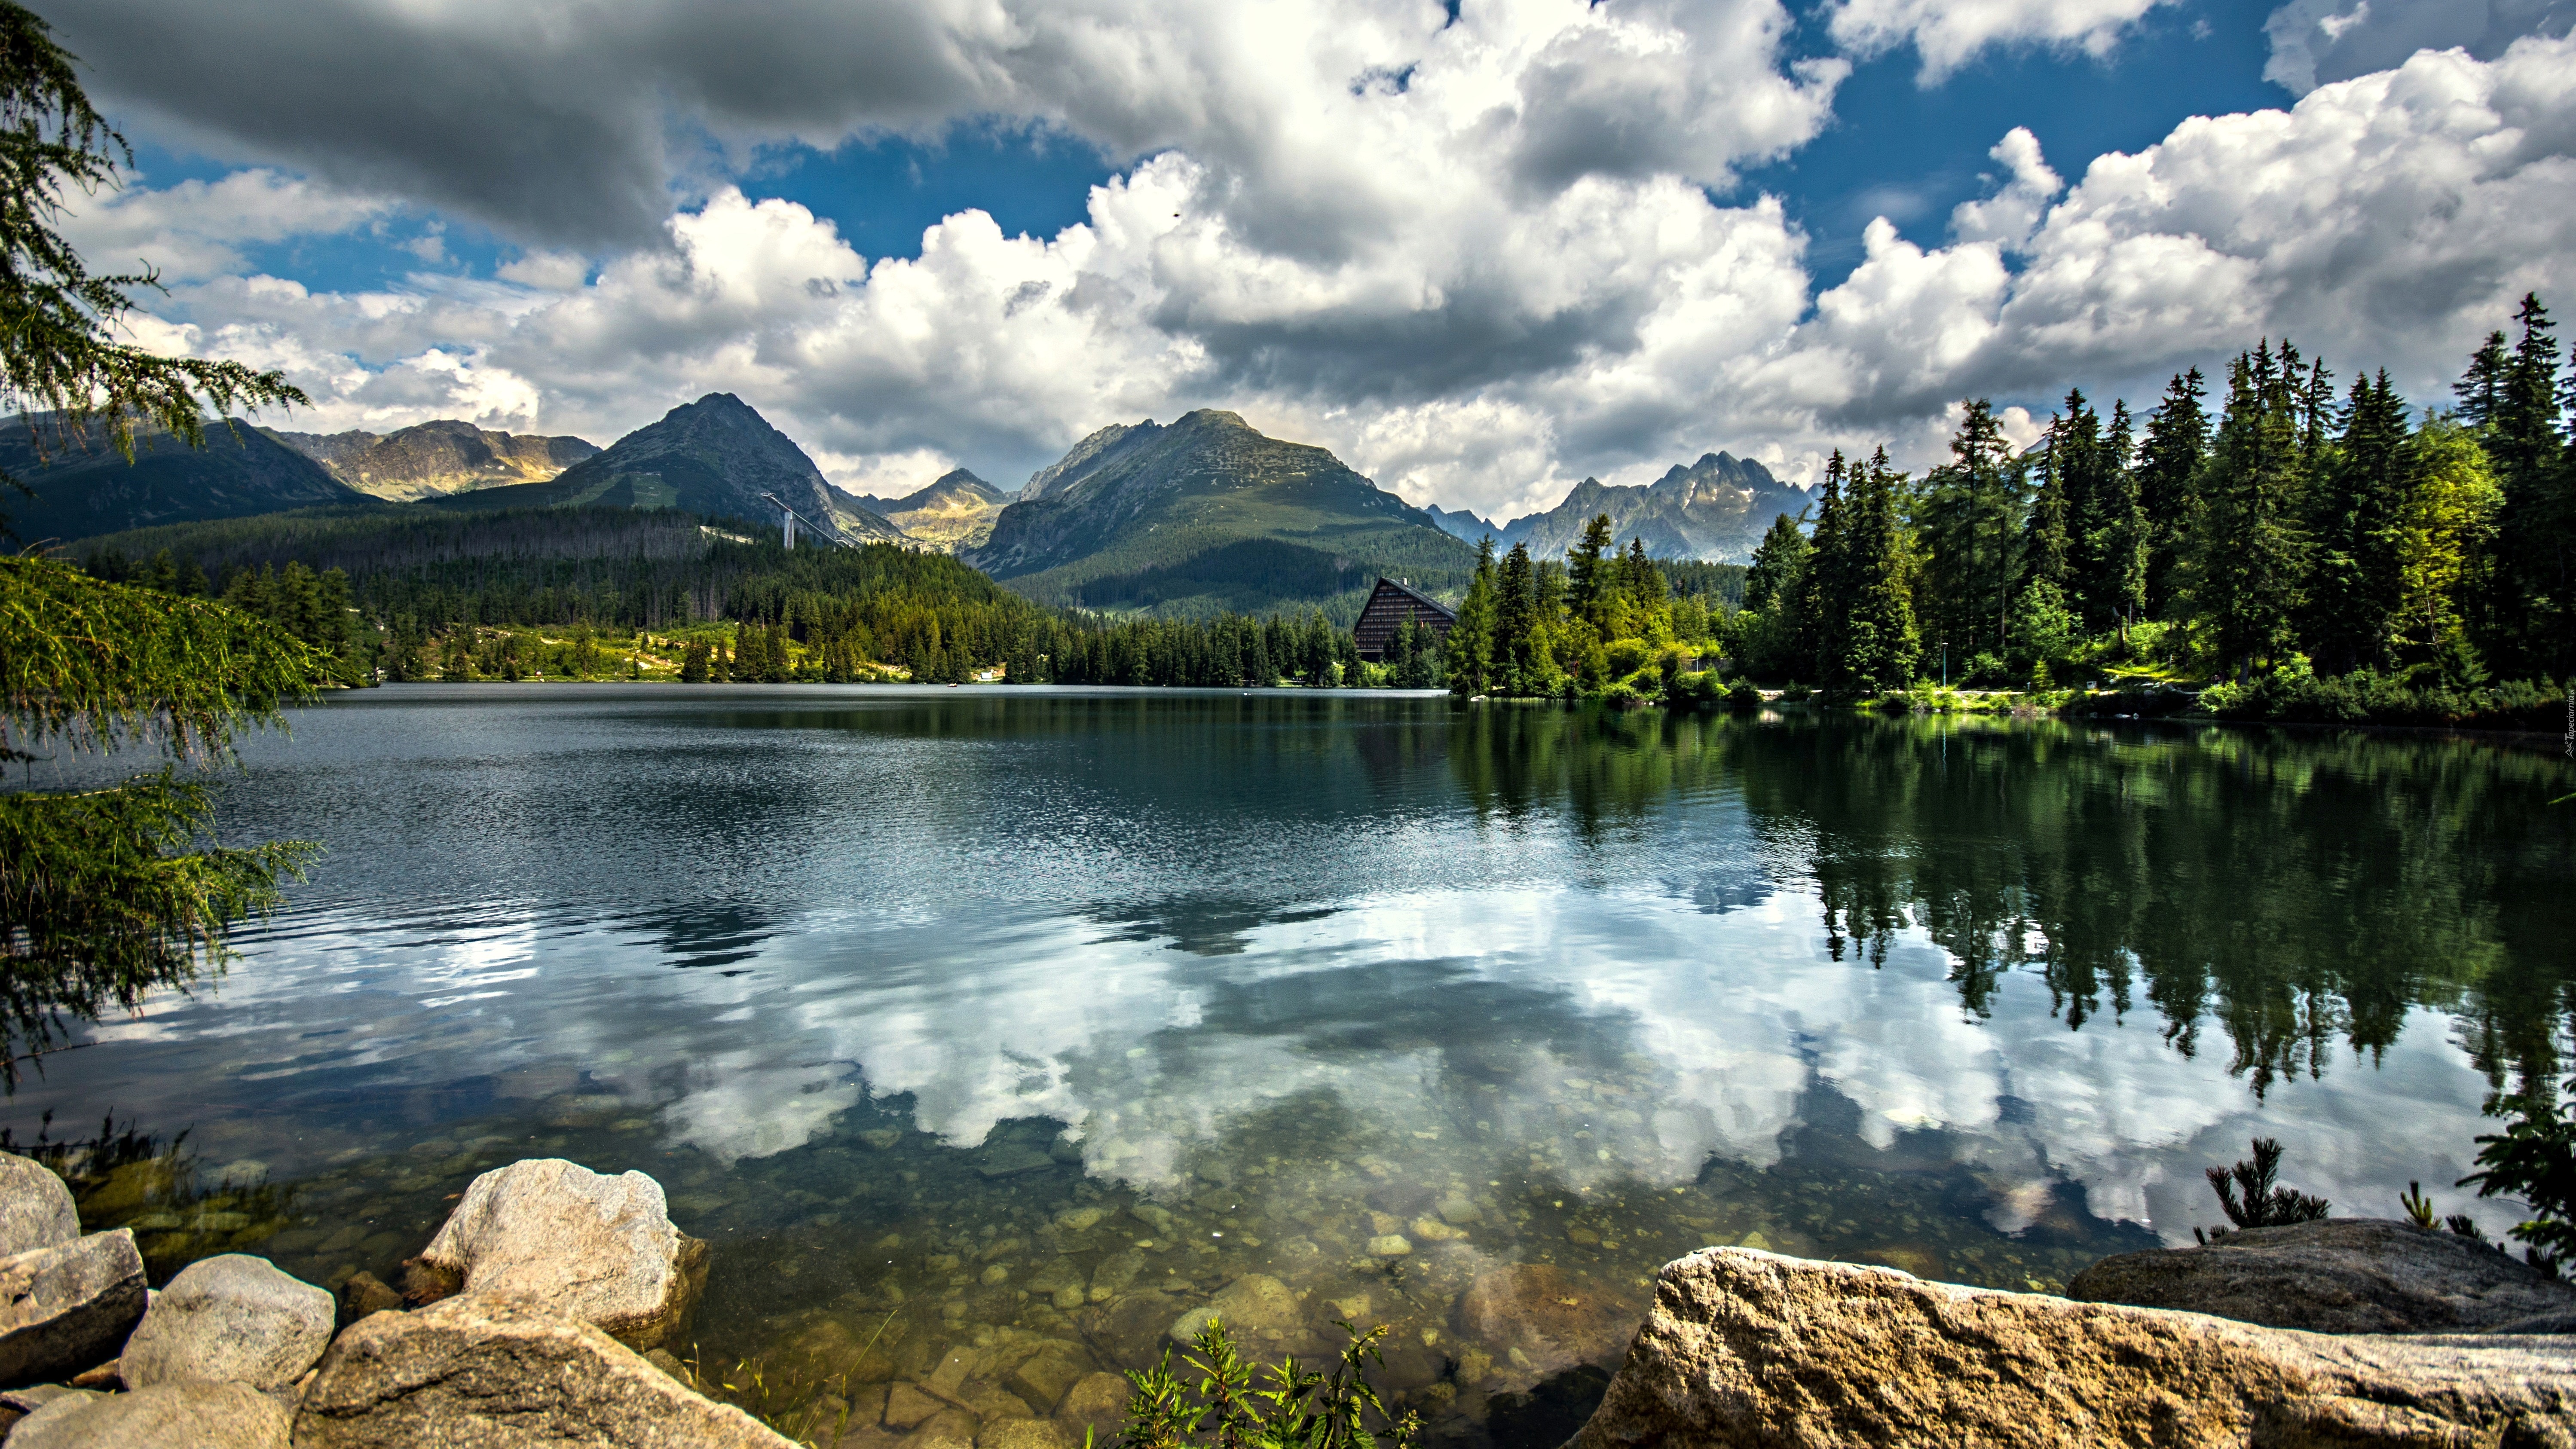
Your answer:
(759, 491), (843, 550)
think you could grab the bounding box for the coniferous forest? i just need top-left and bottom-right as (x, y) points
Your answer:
(1445, 298), (2573, 729)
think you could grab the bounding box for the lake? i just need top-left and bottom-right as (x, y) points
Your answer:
(8, 685), (2573, 1445)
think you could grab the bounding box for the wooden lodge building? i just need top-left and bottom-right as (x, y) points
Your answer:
(1352, 578), (1457, 661)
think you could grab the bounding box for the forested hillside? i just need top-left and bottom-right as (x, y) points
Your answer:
(74, 505), (1440, 688)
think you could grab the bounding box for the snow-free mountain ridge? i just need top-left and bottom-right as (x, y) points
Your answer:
(265, 420), (600, 501)
(425, 394), (904, 544)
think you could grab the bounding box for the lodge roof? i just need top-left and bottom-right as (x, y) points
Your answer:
(1365, 577), (1457, 623)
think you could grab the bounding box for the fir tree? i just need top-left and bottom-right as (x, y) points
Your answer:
(1743, 513), (1809, 614)
(1444, 539), (1498, 697)
(2137, 369), (2210, 620)
(2487, 293), (2570, 673)
(1796, 452), (1851, 682)
(2090, 399), (2148, 635)
(2301, 370), (2411, 672)
(1841, 448), (1920, 692)
(2023, 398), (2079, 595)
(1493, 542), (1548, 696)
(2194, 342), (2313, 676)
(2455, 330), (2509, 428)
(1566, 514), (1615, 628)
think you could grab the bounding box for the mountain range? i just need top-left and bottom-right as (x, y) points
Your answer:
(263, 420), (600, 501)
(846, 469), (1007, 550)
(0, 416), (366, 544)
(22, 387), (1796, 619)
(423, 393), (904, 544)
(1426, 452), (1809, 563)
(965, 410), (1477, 615)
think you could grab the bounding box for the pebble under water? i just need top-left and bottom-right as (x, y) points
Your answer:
(8, 686), (2571, 1446)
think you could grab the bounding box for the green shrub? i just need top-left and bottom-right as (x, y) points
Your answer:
(1603, 638), (1652, 678)
(2204, 667), (2561, 730)
(1110, 1317), (1420, 1449)
(1666, 669), (1722, 708)
(1725, 679), (1764, 711)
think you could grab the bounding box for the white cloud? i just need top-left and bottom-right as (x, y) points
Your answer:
(58, 168), (389, 281)
(106, 18), (2576, 520)
(1949, 127), (2063, 251)
(1826, 0), (2173, 82)
(2264, 0), (2575, 96)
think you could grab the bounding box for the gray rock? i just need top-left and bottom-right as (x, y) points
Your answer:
(0, 1156), (80, 1258)
(8, 1380), (288, 1448)
(415, 1158), (709, 1350)
(2068, 1217), (2576, 1333)
(119, 1252), (334, 1390)
(0, 1229), (147, 1386)
(293, 1290), (796, 1447)
(1569, 1246), (2576, 1449)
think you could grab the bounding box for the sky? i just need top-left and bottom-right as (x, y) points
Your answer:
(48, 0), (2576, 521)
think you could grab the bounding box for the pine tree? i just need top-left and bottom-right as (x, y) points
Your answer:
(2194, 342), (2313, 676)
(1795, 452), (1851, 683)
(1566, 514), (1614, 628)
(1743, 513), (1810, 614)
(2137, 369), (2209, 620)
(1841, 448), (1920, 692)
(1495, 542), (1543, 696)
(2455, 330), (2509, 428)
(1937, 399), (2022, 657)
(2090, 400), (2148, 636)
(2024, 397), (2080, 597)
(2301, 370), (2411, 672)
(1444, 538), (1498, 697)
(2486, 293), (2569, 673)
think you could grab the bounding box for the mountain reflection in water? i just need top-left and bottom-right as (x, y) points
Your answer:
(6, 686), (2569, 1445)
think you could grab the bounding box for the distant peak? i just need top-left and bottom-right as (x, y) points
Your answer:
(1178, 408), (1251, 430)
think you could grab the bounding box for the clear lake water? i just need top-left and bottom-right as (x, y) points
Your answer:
(8, 685), (2574, 1444)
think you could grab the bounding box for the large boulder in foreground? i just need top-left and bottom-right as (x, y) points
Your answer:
(119, 1251), (335, 1390)
(0, 1229), (147, 1385)
(2068, 1216), (2576, 1333)
(1567, 1247), (2576, 1449)
(413, 1158), (707, 1350)
(7, 1380), (288, 1449)
(0, 1155), (80, 1258)
(293, 1291), (795, 1448)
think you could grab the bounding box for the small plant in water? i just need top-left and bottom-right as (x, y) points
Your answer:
(2194, 1137), (2329, 1244)
(1109, 1316), (1420, 1449)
